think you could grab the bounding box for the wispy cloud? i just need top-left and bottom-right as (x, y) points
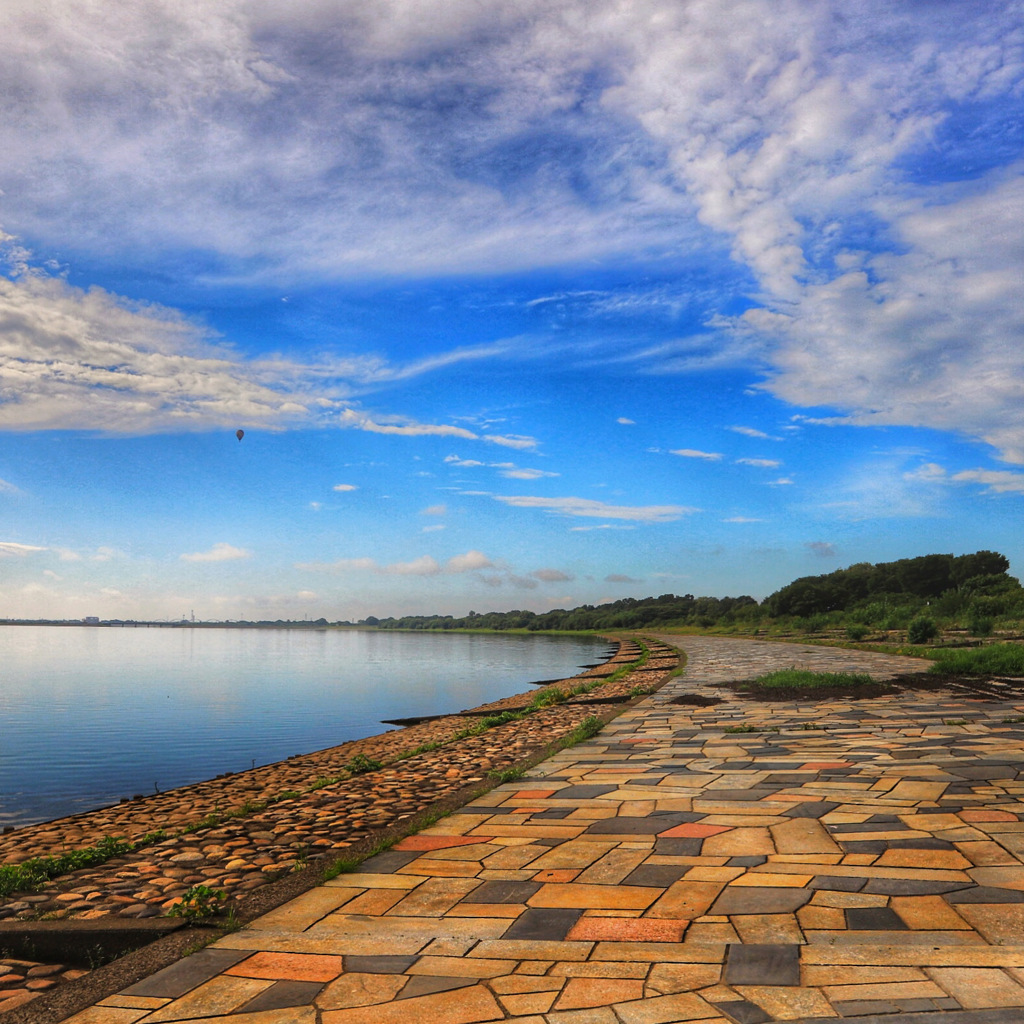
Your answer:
(605, 573), (642, 583)
(806, 541), (837, 558)
(298, 549), (493, 575)
(494, 495), (697, 522)
(420, 504), (447, 516)
(333, 483), (358, 492)
(724, 517), (764, 523)
(951, 469), (1024, 495)
(616, 417), (636, 425)
(180, 543), (251, 563)
(672, 449), (722, 461)
(0, 541), (46, 557)
(531, 568), (573, 582)
(736, 458), (781, 469)
(341, 409), (537, 450)
(728, 426), (771, 440)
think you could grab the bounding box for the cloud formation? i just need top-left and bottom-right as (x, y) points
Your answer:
(180, 543), (252, 563)
(494, 495), (697, 522)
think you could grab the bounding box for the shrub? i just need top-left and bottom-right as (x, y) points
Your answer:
(930, 643), (1024, 676)
(846, 624), (869, 641)
(967, 615), (994, 637)
(907, 616), (938, 644)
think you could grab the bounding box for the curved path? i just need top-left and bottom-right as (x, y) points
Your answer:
(51, 638), (1024, 1022)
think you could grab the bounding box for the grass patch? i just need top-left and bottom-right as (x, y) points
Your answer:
(748, 669), (876, 691)
(929, 642), (1024, 677)
(0, 832), (166, 899)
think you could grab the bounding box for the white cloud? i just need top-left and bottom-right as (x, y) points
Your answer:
(0, 541), (45, 557)
(617, 417), (635, 425)
(770, 477), (793, 486)
(494, 495), (696, 522)
(180, 542), (252, 563)
(422, 523), (446, 532)
(736, 458), (782, 468)
(341, 409), (537, 450)
(420, 504), (447, 516)
(724, 516), (764, 522)
(951, 469), (1024, 495)
(333, 483), (358, 491)
(531, 568), (573, 582)
(500, 468), (559, 480)
(384, 555), (441, 576)
(0, 477), (22, 495)
(444, 456), (484, 467)
(671, 449), (722, 461)
(605, 573), (642, 583)
(446, 550), (493, 572)
(728, 426), (770, 439)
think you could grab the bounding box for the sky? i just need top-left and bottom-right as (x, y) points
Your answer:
(0, 0), (1023, 622)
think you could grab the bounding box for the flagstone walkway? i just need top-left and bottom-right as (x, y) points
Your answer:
(61, 636), (1024, 1023)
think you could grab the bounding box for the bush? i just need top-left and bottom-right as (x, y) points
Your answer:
(907, 617), (938, 644)
(846, 624), (869, 641)
(967, 615), (994, 638)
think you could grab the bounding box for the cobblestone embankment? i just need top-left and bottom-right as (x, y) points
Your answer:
(0, 635), (680, 1016)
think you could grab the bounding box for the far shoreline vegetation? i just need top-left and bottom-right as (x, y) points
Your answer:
(4, 551), (1024, 647)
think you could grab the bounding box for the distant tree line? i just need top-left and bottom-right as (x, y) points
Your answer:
(365, 551), (1023, 636)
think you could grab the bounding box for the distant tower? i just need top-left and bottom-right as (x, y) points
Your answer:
(190, 609), (195, 623)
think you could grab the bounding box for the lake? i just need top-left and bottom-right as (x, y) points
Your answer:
(0, 626), (604, 828)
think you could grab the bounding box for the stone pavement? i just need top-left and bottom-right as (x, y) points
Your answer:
(57, 636), (1024, 1022)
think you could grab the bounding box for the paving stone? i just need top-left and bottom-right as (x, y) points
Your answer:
(341, 956), (419, 974)
(710, 886), (812, 915)
(396, 976), (477, 999)
(459, 880), (541, 903)
(846, 906), (911, 930)
(710, 999), (771, 1023)
(501, 907), (584, 940)
(236, 980), (325, 1012)
(723, 943), (800, 987)
(121, 948), (252, 997)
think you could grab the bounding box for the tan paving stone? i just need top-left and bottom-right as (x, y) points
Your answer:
(142, 977), (273, 1022)
(802, 944), (1024, 966)
(554, 977), (645, 1009)
(926, 967), (1024, 1007)
(321, 984), (504, 1023)
(489, 975), (565, 994)
(701, 827), (776, 857)
(613, 991), (719, 1023)
(802, 965), (930, 985)
(575, 849), (649, 884)
(552, 962), (650, 979)
(646, 962), (721, 992)
(545, 1007), (619, 1024)
(528, 882), (662, 910)
(770, 818), (841, 855)
(730, 872), (811, 887)
(592, 942), (726, 963)
(646, 880), (724, 919)
(797, 905), (846, 930)
(470, 939), (593, 960)
(63, 1010), (150, 1023)
(244, 887), (364, 930)
(327, 873), (423, 890)
(875, 847), (973, 869)
(684, 921), (741, 943)
(732, 913), (804, 944)
(386, 877), (481, 915)
(566, 917), (687, 942)
(891, 894), (972, 930)
(956, 903), (1024, 944)
(956, 840), (1021, 865)
(317, 974), (408, 1010)
(970, 865), (1024, 889)
(733, 985), (836, 1020)
(528, 839), (618, 870)
(822, 980), (947, 1001)
(495, 990), (558, 1014)
(408, 956), (513, 978)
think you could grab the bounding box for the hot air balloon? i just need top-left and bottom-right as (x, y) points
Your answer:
(236, 429), (244, 442)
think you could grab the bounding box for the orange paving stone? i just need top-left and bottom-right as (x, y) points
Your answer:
(321, 984), (504, 1023)
(226, 951), (345, 982)
(554, 977), (646, 1009)
(565, 917), (688, 941)
(961, 808), (1020, 821)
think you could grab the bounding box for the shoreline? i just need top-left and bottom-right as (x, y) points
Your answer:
(0, 636), (682, 1016)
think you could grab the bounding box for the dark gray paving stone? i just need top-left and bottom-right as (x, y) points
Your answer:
(621, 864), (690, 887)
(122, 948), (251, 997)
(701, 789), (781, 801)
(946, 885), (1024, 903)
(865, 814), (903, 823)
(358, 850), (422, 872)
(803, 1010), (1024, 1024)
(711, 888), (811, 915)
(763, 773), (818, 784)
(343, 955), (419, 974)
(237, 981), (325, 1013)
(846, 906), (909, 930)
(712, 998), (772, 1023)
(728, 856), (768, 867)
(838, 840), (889, 854)
(585, 812), (693, 835)
(832, 821), (908, 832)
(461, 880), (541, 904)
(654, 837), (704, 856)
(862, 878), (973, 896)
(724, 943), (800, 987)
(888, 838), (955, 850)
(785, 800), (841, 819)
(530, 809), (574, 819)
(397, 976), (477, 1000)
(554, 785), (619, 798)
(502, 907), (583, 940)
(809, 874), (867, 892)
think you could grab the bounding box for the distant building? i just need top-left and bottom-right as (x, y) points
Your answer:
(83, 616), (100, 625)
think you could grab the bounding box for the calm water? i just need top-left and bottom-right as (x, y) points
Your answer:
(0, 626), (604, 828)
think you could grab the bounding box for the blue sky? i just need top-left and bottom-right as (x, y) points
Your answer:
(1, 0), (1023, 621)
